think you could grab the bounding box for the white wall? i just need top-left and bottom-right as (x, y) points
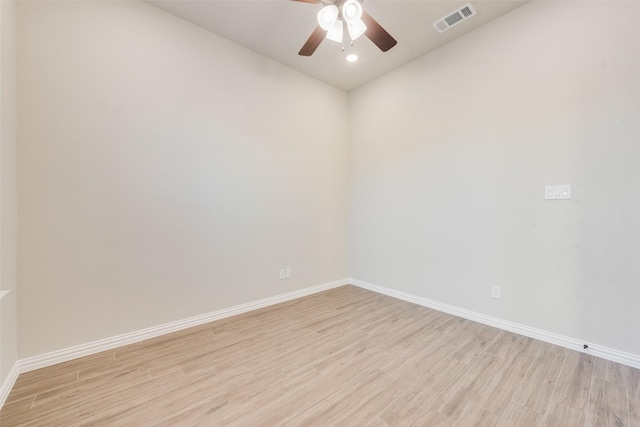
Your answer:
(0, 0), (18, 384)
(350, 1), (640, 356)
(17, 1), (349, 358)
(15, 0), (640, 363)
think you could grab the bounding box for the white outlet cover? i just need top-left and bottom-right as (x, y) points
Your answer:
(491, 285), (501, 299)
(545, 185), (571, 200)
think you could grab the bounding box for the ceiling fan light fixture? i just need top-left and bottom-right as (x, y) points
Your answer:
(317, 5), (339, 31)
(326, 19), (343, 43)
(342, 0), (363, 24)
(347, 18), (367, 41)
(346, 53), (359, 62)
(297, 0), (396, 57)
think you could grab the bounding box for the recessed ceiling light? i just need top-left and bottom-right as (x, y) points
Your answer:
(346, 54), (359, 63)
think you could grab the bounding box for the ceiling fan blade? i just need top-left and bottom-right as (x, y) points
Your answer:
(298, 25), (327, 56)
(362, 10), (397, 52)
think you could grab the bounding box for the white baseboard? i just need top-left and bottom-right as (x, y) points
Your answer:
(17, 278), (349, 375)
(5, 276), (639, 410)
(0, 362), (20, 409)
(350, 278), (640, 370)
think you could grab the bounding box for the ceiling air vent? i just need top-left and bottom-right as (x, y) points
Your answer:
(432, 2), (477, 34)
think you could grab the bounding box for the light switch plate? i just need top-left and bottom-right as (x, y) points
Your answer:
(545, 185), (571, 200)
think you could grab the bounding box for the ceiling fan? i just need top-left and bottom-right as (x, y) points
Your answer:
(293, 0), (397, 56)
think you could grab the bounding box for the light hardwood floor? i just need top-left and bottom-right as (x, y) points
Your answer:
(2, 285), (639, 426)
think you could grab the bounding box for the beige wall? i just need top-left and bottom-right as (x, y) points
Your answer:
(17, 1), (349, 358)
(14, 0), (640, 363)
(349, 1), (640, 355)
(1, 0), (18, 383)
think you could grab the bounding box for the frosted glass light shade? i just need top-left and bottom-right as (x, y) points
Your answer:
(347, 18), (367, 40)
(326, 20), (343, 43)
(342, 0), (362, 24)
(317, 5), (339, 31)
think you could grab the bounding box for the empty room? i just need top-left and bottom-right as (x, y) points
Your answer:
(0, 0), (639, 425)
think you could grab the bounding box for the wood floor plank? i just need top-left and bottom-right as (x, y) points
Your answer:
(452, 402), (501, 427)
(280, 345), (390, 414)
(629, 387), (640, 427)
(484, 330), (515, 358)
(21, 350), (115, 380)
(382, 392), (453, 426)
(222, 401), (297, 427)
(627, 365), (640, 392)
(73, 372), (234, 426)
(594, 357), (627, 386)
(378, 354), (470, 424)
(436, 352), (503, 419)
(327, 339), (455, 426)
(511, 347), (566, 414)
(273, 330), (364, 374)
(368, 417), (392, 427)
(449, 325), (501, 362)
(377, 321), (441, 353)
(470, 351), (535, 416)
(550, 350), (595, 411)
(32, 365), (150, 408)
(1, 285), (637, 426)
(151, 367), (317, 426)
(542, 402), (586, 427)
(585, 377), (629, 427)
(1, 370), (78, 409)
(2, 366), (199, 426)
(499, 333), (545, 362)
(215, 367), (323, 425)
(279, 368), (388, 426)
(210, 329), (322, 375)
(496, 402), (543, 427)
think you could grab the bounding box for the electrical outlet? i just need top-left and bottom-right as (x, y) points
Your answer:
(491, 285), (501, 299)
(285, 268), (291, 279)
(545, 185), (571, 200)
(279, 269), (286, 280)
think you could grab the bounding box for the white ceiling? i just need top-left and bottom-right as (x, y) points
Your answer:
(147, 0), (530, 92)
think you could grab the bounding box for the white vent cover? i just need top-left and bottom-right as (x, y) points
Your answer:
(432, 3), (477, 33)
